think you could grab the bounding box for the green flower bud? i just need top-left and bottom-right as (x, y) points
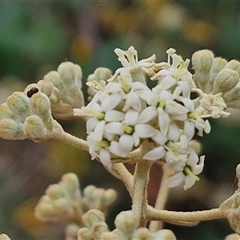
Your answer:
(0, 119), (24, 140)
(210, 57), (227, 80)
(29, 92), (51, 118)
(114, 211), (138, 234)
(34, 202), (54, 220)
(23, 115), (48, 139)
(57, 62), (82, 89)
(152, 229), (176, 240)
(60, 173), (80, 197)
(0, 103), (16, 120)
(89, 222), (109, 239)
(100, 230), (126, 240)
(192, 50), (214, 92)
(102, 189), (117, 206)
(82, 209), (105, 228)
(52, 198), (73, 217)
(225, 60), (240, 75)
(0, 234), (11, 240)
(6, 92), (30, 117)
(46, 184), (65, 200)
(212, 69), (239, 94)
(222, 82), (240, 108)
(77, 227), (91, 240)
(132, 228), (152, 240)
(65, 224), (80, 240)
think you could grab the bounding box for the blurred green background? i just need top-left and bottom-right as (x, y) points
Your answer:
(1, 1), (240, 239)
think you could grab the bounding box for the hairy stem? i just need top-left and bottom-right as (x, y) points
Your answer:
(147, 206), (226, 224)
(51, 120), (89, 151)
(131, 161), (152, 225)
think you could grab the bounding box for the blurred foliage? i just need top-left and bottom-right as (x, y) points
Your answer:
(1, 1), (240, 239)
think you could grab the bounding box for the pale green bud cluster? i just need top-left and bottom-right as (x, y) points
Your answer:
(35, 173), (82, 222)
(225, 233), (240, 240)
(0, 234), (11, 240)
(0, 90), (53, 142)
(43, 62), (84, 119)
(83, 185), (117, 212)
(77, 210), (176, 240)
(192, 50), (240, 108)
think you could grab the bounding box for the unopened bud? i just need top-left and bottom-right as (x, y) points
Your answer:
(0, 234), (11, 240)
(192, 50), (214, 92)
(29, 92), (51, 118)
(132, 228), (152, 239)
(225, 233), (240, 240)
(60, 173), (80, 199)
(35, 202), (54, 220)
(82, 209), (105, 228)
(225, 60), (240, 75)
(114, 211), (138, 234)
(223, 82), (240, 108)
(152, 229), (176, 240)
(0, 103), (15, 120)
(23, 115), (48, 139)
(211, 57), (227, 80)
(6, 92), (30, 117)
(102, 189), (117, 205)
(57, 62), (82, 88)
(65, 224), (80, 240)
(100, 229), (125, 240)
(77, 227), (91, 240)
(89, 222), (109, 239)
(0, 119), (24, 140)
(52, 198), (73, 217)
(46, 184), (65, 200)
(212, 69), (239, 94)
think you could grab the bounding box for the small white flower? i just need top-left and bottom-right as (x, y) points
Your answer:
(167, 150), (205, 190)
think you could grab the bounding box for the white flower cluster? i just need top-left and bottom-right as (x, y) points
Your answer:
(74, 46), (230, 190)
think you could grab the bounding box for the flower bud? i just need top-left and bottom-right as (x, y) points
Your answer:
(82, 209), (105, 228)
(0, 119), (24, 140)
(222, 82), (240, 108)
(102, 189), (117, 206)
(34, 202), (54, 220)
(29, 92), (51, 118)
(23, 115), (48, 139)
(46, 184), (65, 200)
(132, 228), (152, 239)
(114, 211), (138, 234)
(0, 103), (15, 120)
(192, 50), (214, 92)
(152, 229), (176, 240)
(212, 69), (239, 94)
(0, 234), (11, 240)
(225, 233), (240, 240)
(6, 92), (30, 117)
(210, 57), (227, 80)
(77, 227), (91, 240)
(65, 224), (80, 240)
(100, 230), (126, 240)
(52, 198), (73, 217)
(89, 222), (109, 239)
(225, 60), (240, 75)
(57, 62), (82, 88)
(60, 173), (80, 199)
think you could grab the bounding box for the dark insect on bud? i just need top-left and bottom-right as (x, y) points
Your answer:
(27, 87), (39, 98)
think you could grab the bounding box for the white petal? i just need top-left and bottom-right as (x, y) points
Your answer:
(124, 91), (141, 112)
(105, 110), (124, 122)
(124, 110), (138, 125)
(167, 122), (180, 142)
(143, 146), (165, 161)
(151, 129), (167, 145)
(183, 175), (195, 190)
(105, 122), (123, 135)
(135, 124), (156, 138)
(159, 76), (176, 90)
(167, 172), (184, 188)
(99, 149), (112, 168)
(158, 110), (170, 136)
(86, 118), (99, 133)
(119, 134), (134, 154)
(137, 106), (157, 123)
(109, 141), (126, 157)
(102, 93), (122, 111)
